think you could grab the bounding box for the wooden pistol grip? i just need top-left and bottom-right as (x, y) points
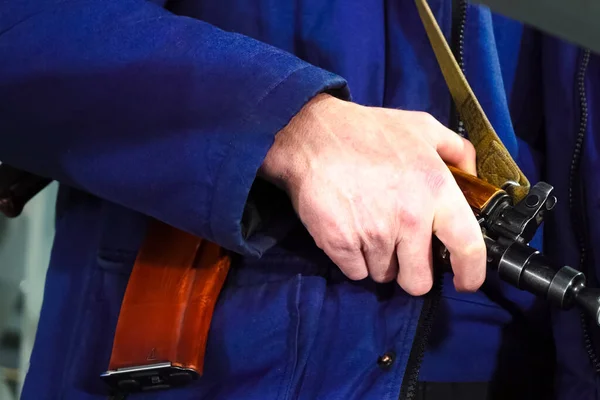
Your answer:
(447, 165), (506, 215)
(106, 220), (231, 383)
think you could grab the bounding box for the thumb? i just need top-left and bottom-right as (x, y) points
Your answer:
(435, 130), (477, 176)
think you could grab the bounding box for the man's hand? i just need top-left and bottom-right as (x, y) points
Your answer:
(259, 94), (486, 295)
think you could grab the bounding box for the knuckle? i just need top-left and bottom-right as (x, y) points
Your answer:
(371, 265), (398, 283)
(455, 240), (487, 291)
(414, 112), (444, 139)
(317, 234), (358, 255)
(462, 238), (487, 259)
(362, 221), (389, 245)
(398, 206), (421, 231)
(415, 111), (437, 126)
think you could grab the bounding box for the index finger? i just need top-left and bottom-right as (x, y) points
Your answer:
(418, 114), (477, 176)
(432, 173), (487, 291)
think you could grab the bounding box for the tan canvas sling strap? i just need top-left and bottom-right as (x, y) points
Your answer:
(414, 0), (531, 203)
(414, 0), (600, 333)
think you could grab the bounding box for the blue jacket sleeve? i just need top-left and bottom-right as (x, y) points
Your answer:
(0, 0), (350, 256)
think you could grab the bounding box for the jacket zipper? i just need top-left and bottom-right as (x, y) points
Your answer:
(398, 274), (443, 400)
(568, 48), (600, 372)
(398, 2), (467, 399)
(449, 0), (468, 138)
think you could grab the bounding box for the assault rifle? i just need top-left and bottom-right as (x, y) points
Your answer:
(2, 163), (598, 330)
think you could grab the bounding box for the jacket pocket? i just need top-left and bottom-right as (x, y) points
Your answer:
(189, 274), (327, 400)
(67, 252), (327, 400)
(112, 273), (326, 400)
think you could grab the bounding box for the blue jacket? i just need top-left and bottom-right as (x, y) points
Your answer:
(1, 0), (599, 399)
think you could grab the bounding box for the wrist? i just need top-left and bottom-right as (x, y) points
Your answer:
(258, 93), (335, 192)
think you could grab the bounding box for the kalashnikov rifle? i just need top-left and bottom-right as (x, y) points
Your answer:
(1, 0), (597, 394)
(1, 160), (599, 394)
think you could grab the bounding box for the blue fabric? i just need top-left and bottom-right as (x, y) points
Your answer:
(540, 39), (600, 400)
(418, 4), (551, 383)
(1, 0), (599, 399)
(1, 0), (349, 257)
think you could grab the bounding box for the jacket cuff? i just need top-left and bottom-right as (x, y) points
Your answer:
(210, 65), (349, 256)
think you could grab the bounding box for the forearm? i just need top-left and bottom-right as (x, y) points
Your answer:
(0, 0), (349, 255)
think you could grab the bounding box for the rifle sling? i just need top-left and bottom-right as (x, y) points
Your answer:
(415, 0), (530, 202)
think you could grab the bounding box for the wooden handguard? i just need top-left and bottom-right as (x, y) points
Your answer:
(447, 165), (506, 215)
(101, 220), (231, 393)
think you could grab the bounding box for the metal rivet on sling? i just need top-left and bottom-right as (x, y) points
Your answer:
(377, 351), (396, 369)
